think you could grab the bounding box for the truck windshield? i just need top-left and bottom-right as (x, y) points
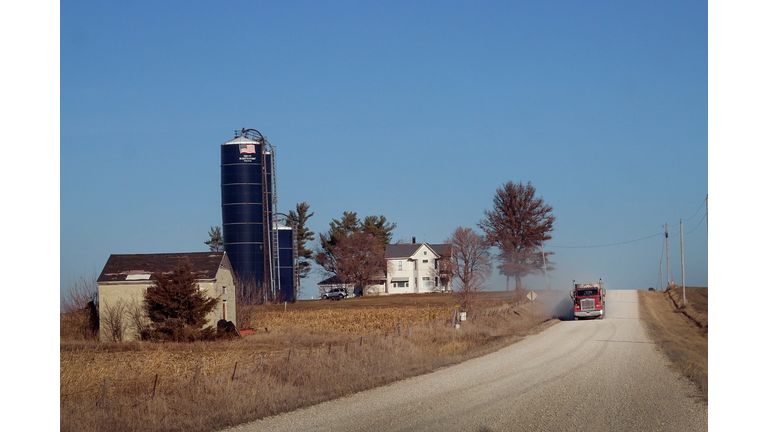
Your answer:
(577, 289), (598, 296)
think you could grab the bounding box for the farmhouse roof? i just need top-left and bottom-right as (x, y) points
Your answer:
(97, 252), (230, 283)
(385, 243), (451, 259)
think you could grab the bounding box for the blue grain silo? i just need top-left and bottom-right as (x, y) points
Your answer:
(276, 223), (297, 302)
(221, 129), (274, 301)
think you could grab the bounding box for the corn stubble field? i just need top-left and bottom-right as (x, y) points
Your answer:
(61, 291), (554, 432)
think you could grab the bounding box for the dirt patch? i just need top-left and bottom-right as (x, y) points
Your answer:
(638, 286), (708, 402)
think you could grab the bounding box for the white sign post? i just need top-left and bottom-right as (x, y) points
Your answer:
(527, 291), (537, 324)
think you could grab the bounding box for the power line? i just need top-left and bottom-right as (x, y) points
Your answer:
(550, 233), (664, 249)
(657, 236), (665, 291)
(685, 212), (707, 235)
(683, 197), (707, 221)
(546, 195), (706, 249)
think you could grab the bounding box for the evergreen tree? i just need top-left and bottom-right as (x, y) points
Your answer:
(204, 226), (223, 252)
(319, 211), (362, 254)
(288, 202), (315, 280)
(362, 215), (397, 248)
(144, 259), (219, 340)
(315, 212), (397, 296)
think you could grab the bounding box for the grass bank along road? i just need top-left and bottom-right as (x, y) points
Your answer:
(223, 290), (707, 432)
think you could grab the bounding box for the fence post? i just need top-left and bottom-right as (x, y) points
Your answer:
(231, 362), (238, 381)
(151, 374), (159, 398)
(101, 378), (109, 407)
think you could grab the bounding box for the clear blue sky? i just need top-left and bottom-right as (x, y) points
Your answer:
(59, 0), (708, 299)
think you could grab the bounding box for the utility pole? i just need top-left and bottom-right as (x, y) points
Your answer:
(541, 243), (550, 290)
(665, 224), (670, 289)
(680, 219), (686, 308)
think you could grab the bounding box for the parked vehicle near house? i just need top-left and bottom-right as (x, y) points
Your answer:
(322, 288), (347, 300)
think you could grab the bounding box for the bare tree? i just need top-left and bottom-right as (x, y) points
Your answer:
(426, 251), (454, 293)
(235, 275), (270, 305)
(478, 181), (556, 291)
(447, 227), (493, 313)
(125, 297), (151, 340)
(316, 232), (386, 296)
(60, 271), (100, 340)
(100, 299), (127, 342)
(235, 276), (270, 329)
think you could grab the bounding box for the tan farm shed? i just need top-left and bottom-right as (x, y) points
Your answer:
(96, 252), (236, 341)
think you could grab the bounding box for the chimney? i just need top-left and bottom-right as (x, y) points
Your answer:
(412, 237), (416, 244)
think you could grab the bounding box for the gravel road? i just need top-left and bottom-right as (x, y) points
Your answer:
(222, 290), (707, 431)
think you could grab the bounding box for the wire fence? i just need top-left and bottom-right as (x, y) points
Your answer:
(61, 329), (423, 406)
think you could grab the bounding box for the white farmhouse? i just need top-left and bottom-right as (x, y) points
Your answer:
(384, 241), (453, 294)
(314, 241), (453, 298)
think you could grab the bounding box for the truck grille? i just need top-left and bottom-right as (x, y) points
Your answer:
(580, 298), (595, 311)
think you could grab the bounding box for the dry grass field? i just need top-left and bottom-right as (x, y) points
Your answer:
(638, 285), (708, 401)
(61, 287), (706, 431)
(60, 290), (551, 432)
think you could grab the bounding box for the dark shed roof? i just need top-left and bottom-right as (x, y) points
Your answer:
(97, 252), (229, 283)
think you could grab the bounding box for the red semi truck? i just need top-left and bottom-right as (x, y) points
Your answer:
(570, 281), (606, 320)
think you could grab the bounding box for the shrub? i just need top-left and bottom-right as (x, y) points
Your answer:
(143, 259), (219, 341)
